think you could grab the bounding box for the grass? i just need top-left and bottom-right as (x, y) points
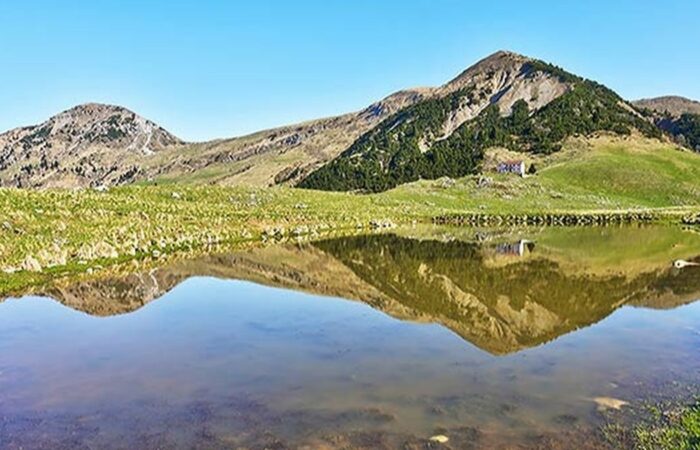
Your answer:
(605, 401), (700, 450)
(1, 135), (699, 295)
(541, 138), (700, 208)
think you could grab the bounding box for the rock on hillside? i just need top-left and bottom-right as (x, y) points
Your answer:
(0, 103), (182, 188)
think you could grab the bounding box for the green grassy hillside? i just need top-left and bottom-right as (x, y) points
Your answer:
(384, 136), (700, 213)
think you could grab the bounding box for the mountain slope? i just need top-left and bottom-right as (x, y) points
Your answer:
(383, 135), (700, 212)
(138, 88), (430, 187)
(633, 96), (700, 116)
(1, 51), (694, 190)
(0, 90), (430, 189)
(299, 53), (661, 192)
(0, 103), (183, 188)
(633, 96), (700, 152)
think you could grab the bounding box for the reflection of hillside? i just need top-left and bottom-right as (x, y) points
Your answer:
(29, 245), (404, 317)
(43, 270), (186, 316)
(397, 225), (700, 276)
(313, 235), (700, 354)
(528, 226), (700, 278)
(3, 233), (700, 355)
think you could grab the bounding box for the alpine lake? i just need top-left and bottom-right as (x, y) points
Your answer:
(1, 224), (699, 449)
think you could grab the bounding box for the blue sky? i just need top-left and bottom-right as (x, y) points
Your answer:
(1, 0), (699, 141)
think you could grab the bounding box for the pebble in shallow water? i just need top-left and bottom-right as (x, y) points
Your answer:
(429, 434), (449, 444)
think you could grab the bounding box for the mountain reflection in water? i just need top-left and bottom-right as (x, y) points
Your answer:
(1, 226), (700, 449)
(11, 227), (700, 355)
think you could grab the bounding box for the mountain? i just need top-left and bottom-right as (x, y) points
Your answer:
(1, 51), (694, 190)
(633, 95), (700, 117)
(0, 103), (183, 188)
(299, 52), (661, 192)
(6, 233), (700, 355)
(0, 92), (429, 189)
(633, 96), (700, 152)
(136, 88), (430, 186)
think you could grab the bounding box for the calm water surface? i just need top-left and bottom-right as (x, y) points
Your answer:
(1, 227), (699, 449)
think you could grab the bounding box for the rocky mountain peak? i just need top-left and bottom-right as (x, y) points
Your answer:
(441, 50), (531, 92)
(0, 103), (182, 188)
(30, 102), (182, 155)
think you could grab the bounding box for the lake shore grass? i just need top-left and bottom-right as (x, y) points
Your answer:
(1, 183), (696, 269)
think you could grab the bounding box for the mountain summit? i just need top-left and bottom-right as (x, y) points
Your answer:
(0, 103), (181, 188)
(299, 52), (660, 192)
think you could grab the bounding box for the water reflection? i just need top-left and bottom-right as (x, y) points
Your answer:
(1, 226), (699, 449)
(11, 227), (700, 355)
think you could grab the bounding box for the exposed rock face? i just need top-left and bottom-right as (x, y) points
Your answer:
(441, 51), (569, 111)
(633, 96), (700, 117)
(0, 103), (182, 188)
(432, 51), (570, 140)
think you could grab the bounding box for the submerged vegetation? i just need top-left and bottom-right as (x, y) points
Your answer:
(605, 401), (700, 450)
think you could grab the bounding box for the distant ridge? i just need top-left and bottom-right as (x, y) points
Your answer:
(633, 95), (700, 117)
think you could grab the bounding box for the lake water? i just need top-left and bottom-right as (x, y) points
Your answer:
(1, 226), (700, 449)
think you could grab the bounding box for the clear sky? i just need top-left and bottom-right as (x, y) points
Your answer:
(1, 0), (699, 141)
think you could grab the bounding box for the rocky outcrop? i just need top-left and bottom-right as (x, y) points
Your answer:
(433, 212), (658, 226)
(440, 51), (569, 113)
